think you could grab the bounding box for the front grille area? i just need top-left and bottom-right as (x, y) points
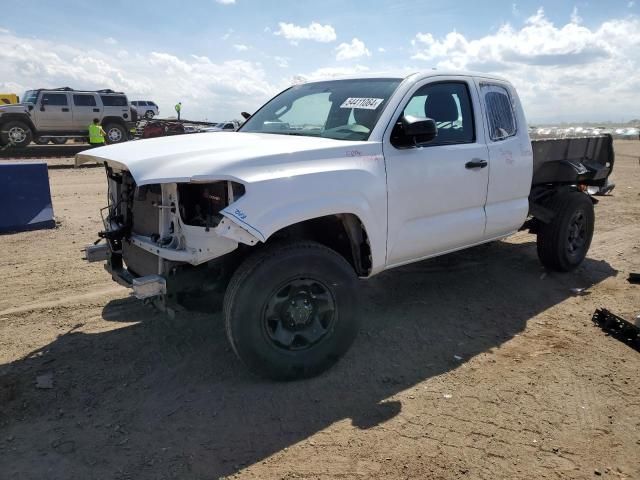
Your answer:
(123, 241), (159, 277)
(131, 184), (161, 236)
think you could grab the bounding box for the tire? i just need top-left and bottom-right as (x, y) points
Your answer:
(0, 121), (33, 147)
(34, 137), (50, 145)
(144, 110), (155, 119)
(223, 241), (361, 381)
(51, 137), (67, 145)
(537, 191), (595, 272)
(103, 123), (127, 144)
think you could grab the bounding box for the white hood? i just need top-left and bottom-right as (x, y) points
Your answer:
(75, 132), (376, 186)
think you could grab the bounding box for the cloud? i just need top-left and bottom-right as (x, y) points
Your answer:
(233, 44), (249, 51)
(215, 0), (236, 4)
(104, 37), (117, 45)
(0, 29), (278, 121)
(410, 8), (640, 121)
(335, 38), (371, 61)
(273, 56), (289, 68)
(275, 21), (337, 43)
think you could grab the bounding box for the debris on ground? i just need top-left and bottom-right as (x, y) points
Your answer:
(35, 373), (54, 389)
(592, 308), (640, 352)
(628, 273), (640, 284)
(570, 287), (590, 296)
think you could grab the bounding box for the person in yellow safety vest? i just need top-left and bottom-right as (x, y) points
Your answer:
(88, 118), (107, 147)
(175, 102), (182, 120)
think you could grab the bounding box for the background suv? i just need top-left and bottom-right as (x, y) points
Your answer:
(0, 87), (135, 147)
(131, 101), (159, 119)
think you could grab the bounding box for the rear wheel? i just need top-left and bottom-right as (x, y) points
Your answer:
(104, 123), (127, 144)
(33, 137), (50, 145)
(537, 191), (594, 271)
(51, 137), (67, 145)
(144, 110), (155, 119)
(1, 121), (33, 147)
(223, 242), (361, 380)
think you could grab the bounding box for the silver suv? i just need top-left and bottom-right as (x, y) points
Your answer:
(0, 87), (135, 147)
(131, 100), (159, 119)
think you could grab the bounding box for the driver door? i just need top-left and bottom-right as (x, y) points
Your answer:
(383, 78), (490, 267)
(34, 92), (73, 130)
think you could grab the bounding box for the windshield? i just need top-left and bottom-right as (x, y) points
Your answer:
(240, 78), (402, 141)
(22, 90), (38, 104)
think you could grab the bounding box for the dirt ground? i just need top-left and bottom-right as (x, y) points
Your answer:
(1, 141), (639, 480)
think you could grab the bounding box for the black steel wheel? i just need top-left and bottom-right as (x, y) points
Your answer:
(224, 241), (360, 380)
(537, 191), (594, 271)
(263, 278), (336, 351)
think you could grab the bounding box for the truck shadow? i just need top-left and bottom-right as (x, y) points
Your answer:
(1, 239), (616, 478)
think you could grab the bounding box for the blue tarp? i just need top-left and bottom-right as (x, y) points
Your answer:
(0, 162), (55, 233)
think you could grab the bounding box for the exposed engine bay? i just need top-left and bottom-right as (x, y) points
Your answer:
(91, 165), (257, 307)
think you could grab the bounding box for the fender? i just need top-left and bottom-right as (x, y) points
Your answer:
(0, 113), (36, 132)
(220, 166), (388, 275)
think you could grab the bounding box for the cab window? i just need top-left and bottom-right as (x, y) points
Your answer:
(42, 93), (68, 106)
(399, 82), (474, 146)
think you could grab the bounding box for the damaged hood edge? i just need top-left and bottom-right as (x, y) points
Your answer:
(74, 131), (377, 186)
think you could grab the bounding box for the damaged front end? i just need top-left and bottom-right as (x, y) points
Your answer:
(85, 165), (259, 312)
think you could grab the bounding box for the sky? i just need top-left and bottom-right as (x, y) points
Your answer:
(1, 0), (639, 123)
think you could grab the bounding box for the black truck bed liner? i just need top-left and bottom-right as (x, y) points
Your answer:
(531, 134), (614, 186)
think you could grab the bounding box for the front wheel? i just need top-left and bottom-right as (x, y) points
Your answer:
(223, 242), (361, 380)
(51, 137), (67, 145)
(103, 123), (127, 144)
(1, 121), (33, 147)
(537, 191), (595, 272)
(144, 110), (155, 119)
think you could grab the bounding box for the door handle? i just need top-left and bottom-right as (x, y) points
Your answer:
(93, 108), (100, 112)
(465, 159), (488, 169)
(62, 108), (70, 112)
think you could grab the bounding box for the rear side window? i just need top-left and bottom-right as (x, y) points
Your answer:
(482, 84), (517, 141)
(101, 95), (128, 106)
(131, 101), (139, 106)
(73, 94), (96, 106)
(42, 93), (68, 106)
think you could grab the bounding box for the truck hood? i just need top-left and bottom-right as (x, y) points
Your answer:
(75, 132), (380, 186)
(0, 103), (28, 114)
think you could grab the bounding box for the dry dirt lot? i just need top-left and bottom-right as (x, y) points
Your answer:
(1, 141), (639, 480)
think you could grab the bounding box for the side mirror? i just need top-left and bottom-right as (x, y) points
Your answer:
(399, 115), (437, 146)
(240, 111), (251, 120)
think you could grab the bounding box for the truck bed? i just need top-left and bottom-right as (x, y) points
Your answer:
(531, 134), (614, 186)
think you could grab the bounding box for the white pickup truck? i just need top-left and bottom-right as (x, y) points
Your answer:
(77, 71), (614, 380)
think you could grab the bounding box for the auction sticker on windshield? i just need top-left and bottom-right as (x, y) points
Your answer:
(340, 98), (384, 110)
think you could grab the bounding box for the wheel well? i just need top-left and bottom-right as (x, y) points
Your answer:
(267, 214), (372, 276)
(101, 117), (126, 127)
(0, 114), (36, 132)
